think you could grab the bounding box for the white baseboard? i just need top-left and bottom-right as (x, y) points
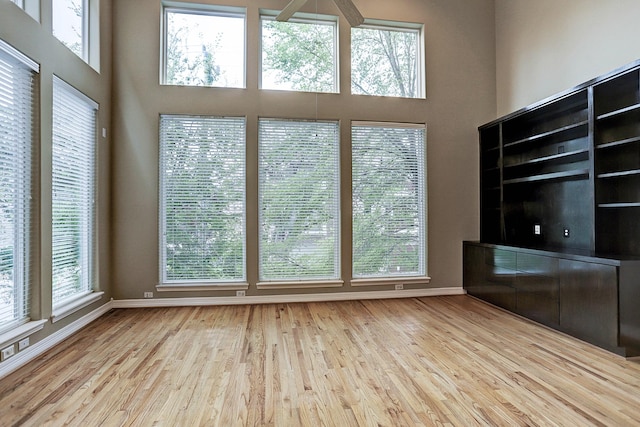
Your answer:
(112, 287), (465, 308)
(0, 300), (113, 380)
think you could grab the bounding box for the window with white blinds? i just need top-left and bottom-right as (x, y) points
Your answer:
(258, 119), (340, 281)
(160, 115), (246, 283)
(52, 77), (97, 307)
(0, 41), (37, 331)
(351, 122), (426, 278)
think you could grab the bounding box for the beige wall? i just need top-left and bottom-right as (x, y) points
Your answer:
(112, 0), (496, 299)
(0, 1), (112, 342)
(496, 0), (640, 116)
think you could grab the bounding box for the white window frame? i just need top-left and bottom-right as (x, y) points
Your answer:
(52, 0), (99, 69)
(350, 121), (428, 286)
(158, 115), (248, 290)
(161, 2), (247, 88)
(259, 11), (339, 93)
(257, 118), (342, 288)
(351, 20), (425, 99)
(51, 76), (98, 311)
(0, 40), (38, 334)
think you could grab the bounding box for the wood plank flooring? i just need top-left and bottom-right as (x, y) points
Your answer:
(2, 295), (640, 426)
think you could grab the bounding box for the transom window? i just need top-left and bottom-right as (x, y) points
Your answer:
(163, 5), (246, 88)
(351, 23), (424, 98)
(52, 0), (88, 59)
(260, 14), (338, 93)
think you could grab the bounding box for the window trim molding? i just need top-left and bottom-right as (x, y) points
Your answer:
(51, 291), (104, 323)
(350, 276), (431, 287)
(156, 283), (249, 292)
(0, 40), (39, 72)
(256, 280), (344, 290)
(0, 319), (47, 351)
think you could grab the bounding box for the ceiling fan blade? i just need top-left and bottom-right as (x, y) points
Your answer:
(333, 0), (364, 27)
(276, 0), (308, 22)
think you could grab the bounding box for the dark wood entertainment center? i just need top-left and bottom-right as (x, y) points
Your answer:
(464, 60), (640, 357)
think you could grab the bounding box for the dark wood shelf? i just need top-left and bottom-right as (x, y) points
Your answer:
(597, 169), (640, 179)
(503, 169), (589, 185)
(598, 202), (640, 208)
(504, 149), (589, 168)
(503, 121), (588, 148)
(596, 135), (640, 150)
(596, 102), (640, 121)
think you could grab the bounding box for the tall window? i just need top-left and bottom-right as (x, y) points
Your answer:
(0, 41), (37, 331)
(160, 115), (246, 283)
(351, 23), (423, 98)
(52, 77), (97, 307)
(261, 14), (338, 93)
(163, 5), (245, 88)
(259, 119), (340, 281)
(52, 0), (87, 59)
(352, 122), (426, 278)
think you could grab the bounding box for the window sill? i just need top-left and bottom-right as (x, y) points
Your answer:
(350, 276), (431, 287)
(156, 283), (249, 292)
(256, 280), (344, 290)
(51, 291), (105, 324)
(0, 319), (47, 350)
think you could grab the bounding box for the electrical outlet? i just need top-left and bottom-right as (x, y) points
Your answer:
(144, 292), (153, 298)
(534, 224), (541, 235)
(236, 290), (246, 297)
(1, 345), (15, 361)
(18, 338), (29, 351)
(395, 284), (404, 291)
(564, 228), (570, 238)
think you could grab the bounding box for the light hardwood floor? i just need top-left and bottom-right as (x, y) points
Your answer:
(2, 295), (640, 426)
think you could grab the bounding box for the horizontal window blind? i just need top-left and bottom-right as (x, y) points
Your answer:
(160, 115), (246, 283)
(352, 122), (426, 278)
(52, 77), (97, 307)
(0, 41), (37, 330)
(259, 119), (340, 281)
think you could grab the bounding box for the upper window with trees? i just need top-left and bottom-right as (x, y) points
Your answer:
(163, 4), (246, 88)
(351, 22), (424, 99)
(260, 14), (338, 93)
(53, 0), (86, 58)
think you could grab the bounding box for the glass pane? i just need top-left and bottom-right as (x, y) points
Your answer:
(351, 26), (421, 98)
(259, 120), (340, 280)
(352, 125), (426, 277)
(165, 10), (245, 88)
(261, 18), (337, 93)
(52, 0), (84, 58)
(160, 116), (246, 282)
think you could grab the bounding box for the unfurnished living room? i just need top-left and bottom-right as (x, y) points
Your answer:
(1, 0), (640, 425)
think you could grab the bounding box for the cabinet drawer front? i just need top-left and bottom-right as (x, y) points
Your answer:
(517, 253), (558, 275)
(515, 273), (558, 299)
(485, 249), (516, 269)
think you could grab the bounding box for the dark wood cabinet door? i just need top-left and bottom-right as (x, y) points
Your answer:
(515, 253), (559, 327)
(559, 259), (618, 349)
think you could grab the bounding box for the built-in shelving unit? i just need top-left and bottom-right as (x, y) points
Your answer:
(469, 59), (640, 356)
